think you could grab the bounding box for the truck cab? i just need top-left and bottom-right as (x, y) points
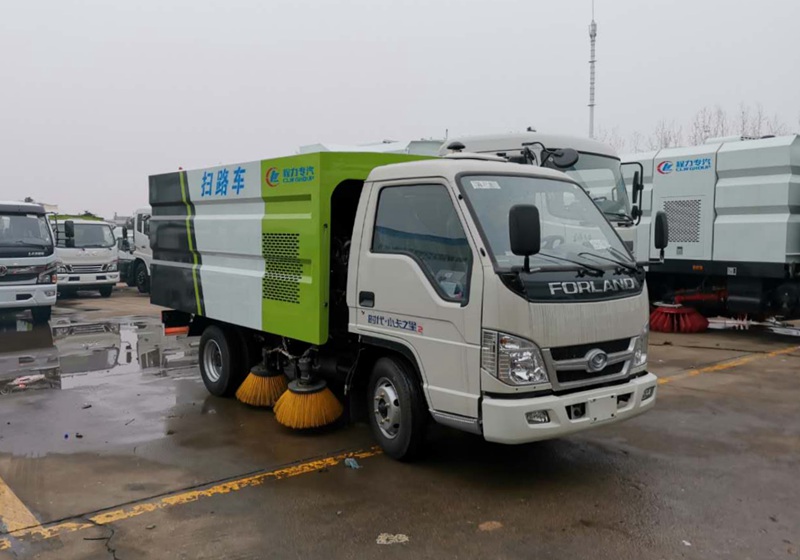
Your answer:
(54, 219), (119, 297)
(440, 132), (639, 254)
(128, 207), (152, 293)
(0, 201), (58, 324)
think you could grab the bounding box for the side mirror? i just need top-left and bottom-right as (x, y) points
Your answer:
(64, 220), (75, 248)
(631, 206), (642, 221)
(549, 148), (580, 169)
(654, 211), (669, 250)
(509, 204), (541, 272)
(122, 226), (128, 240)
(632, 171), (643, 205)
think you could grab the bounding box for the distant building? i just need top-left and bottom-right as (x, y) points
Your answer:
(298, 138), (444, 157)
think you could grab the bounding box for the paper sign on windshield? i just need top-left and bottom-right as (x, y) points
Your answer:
(471, 180), (501, 190)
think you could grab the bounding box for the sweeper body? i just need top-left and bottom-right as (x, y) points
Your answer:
(624, 134), (800, 320)
(151, 152), (666, 459)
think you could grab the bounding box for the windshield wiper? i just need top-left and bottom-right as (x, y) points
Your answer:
(534, 252), (605, 277)
(577, 251), (638, 274)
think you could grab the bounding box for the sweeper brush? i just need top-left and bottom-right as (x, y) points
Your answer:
(274, 378), (343, 429)
(235, 364), (288, 407)
(650, 303), (709, 333)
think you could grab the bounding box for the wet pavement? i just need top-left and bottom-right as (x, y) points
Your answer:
(1, 288), (799, 559)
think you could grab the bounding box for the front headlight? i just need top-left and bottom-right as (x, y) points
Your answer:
(57, 265), (67, 273)
(37, 269), (58, 284)
(482, 330), (549, 386)
(106, 261), (118, 272)
(633, 322), (649, 367)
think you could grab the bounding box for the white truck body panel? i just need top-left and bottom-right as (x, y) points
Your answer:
(624, 135), (800, 265)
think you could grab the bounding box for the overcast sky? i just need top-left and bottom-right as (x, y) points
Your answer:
(1, 0), (798, 217)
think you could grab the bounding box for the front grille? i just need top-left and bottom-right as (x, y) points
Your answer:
(70, 264), (104, 273)
(556, 362), (625, 384)
(549, 338), (631, 361)
(0, 273), (37, 284)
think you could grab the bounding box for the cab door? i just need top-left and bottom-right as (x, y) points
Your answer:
(354, 181), (484, 419)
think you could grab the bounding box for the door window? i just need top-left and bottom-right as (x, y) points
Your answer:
(372, 185), (472, 302)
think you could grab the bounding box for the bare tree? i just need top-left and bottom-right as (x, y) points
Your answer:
(689, 105), (729, 144)
(647, 120), (683, 150)
(629, 131), (648, 153)
(596, 126), (626, 153)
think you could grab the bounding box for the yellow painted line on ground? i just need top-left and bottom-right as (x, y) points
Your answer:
(0, 447), (381, 551)
(658, 344), (800, 386)
(0, 473), (39, 536)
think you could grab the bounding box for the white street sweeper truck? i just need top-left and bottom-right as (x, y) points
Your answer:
(623, 134), (800, 324)
(151, 151), (668, 460)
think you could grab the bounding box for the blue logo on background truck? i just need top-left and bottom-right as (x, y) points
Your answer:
(657, 158), (712, 175)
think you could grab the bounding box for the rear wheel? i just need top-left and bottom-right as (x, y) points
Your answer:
(31, 306), (52, 325)
(367, 357), (428, 461)
(199, 325), (246, 397)
(135, 262), (150, 294)
(99, 285), (113, 298)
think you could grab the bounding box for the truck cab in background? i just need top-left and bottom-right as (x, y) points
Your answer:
(0, 201), (58, 324)
(127, 207), (152, 294)
(54, 219), (119, 297)
(440, 132), (640, 255)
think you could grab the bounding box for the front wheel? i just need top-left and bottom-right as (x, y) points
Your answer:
(367, 357), (428, 461)
(30, 306), (52, 325)
(99, 285), (113, 298)
(135, 262), (150, 294)
(199, 325), (246, 397)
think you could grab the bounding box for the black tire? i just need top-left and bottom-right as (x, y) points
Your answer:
(99, 285), (113, 298)
(367, 356), (428, 461)
(30, 306), (52, 325)
(199, 325), (246, 397)
(135, 261), (150, 294)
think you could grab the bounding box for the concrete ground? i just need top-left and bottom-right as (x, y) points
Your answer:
(0, 287), (798, 559)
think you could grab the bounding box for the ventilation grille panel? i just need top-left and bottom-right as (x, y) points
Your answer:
(262, 233), (301, 304)
(664, 199), (701, 243)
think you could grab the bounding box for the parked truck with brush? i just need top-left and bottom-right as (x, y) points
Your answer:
(0, 201), (59, 324)
(152, 151), (668, 460)
(623, 134), (800, 321)
(440, 131), (643, 254)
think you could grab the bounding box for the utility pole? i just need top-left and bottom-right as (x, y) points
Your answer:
(588, 0), (598, 139)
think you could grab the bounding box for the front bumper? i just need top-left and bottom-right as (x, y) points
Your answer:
(58, 272), (119, 287)
(0, 284), (57, 310)
(482, 373), (657, 444)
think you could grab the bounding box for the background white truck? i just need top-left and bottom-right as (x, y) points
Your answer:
(440, 131), (642, 254)
(54, 218), (120, 297)
(119, 207), (153, 293)
(152, 151), (667, 459)
(623, 134), (800, 319)
(0, 201), (58, 324)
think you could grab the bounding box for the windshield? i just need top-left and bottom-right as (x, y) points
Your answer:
(56, 223), (115, 248)
(460, 174), (631, 271)
(0, 214), (54, 247)
(555, 153), (631, 220)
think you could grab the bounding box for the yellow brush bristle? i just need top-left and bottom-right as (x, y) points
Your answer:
(273, 387), (344, 429)
(235, 372), (288, 407)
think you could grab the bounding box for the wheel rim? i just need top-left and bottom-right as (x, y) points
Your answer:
(373, 377), (401, 439)
(137, 268), (146, 287)
(203, 340), (223, 383)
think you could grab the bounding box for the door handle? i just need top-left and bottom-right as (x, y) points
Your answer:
(359, 291), (375, 308)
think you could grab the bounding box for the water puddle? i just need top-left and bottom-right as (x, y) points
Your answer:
(0, 316), (197, 395)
